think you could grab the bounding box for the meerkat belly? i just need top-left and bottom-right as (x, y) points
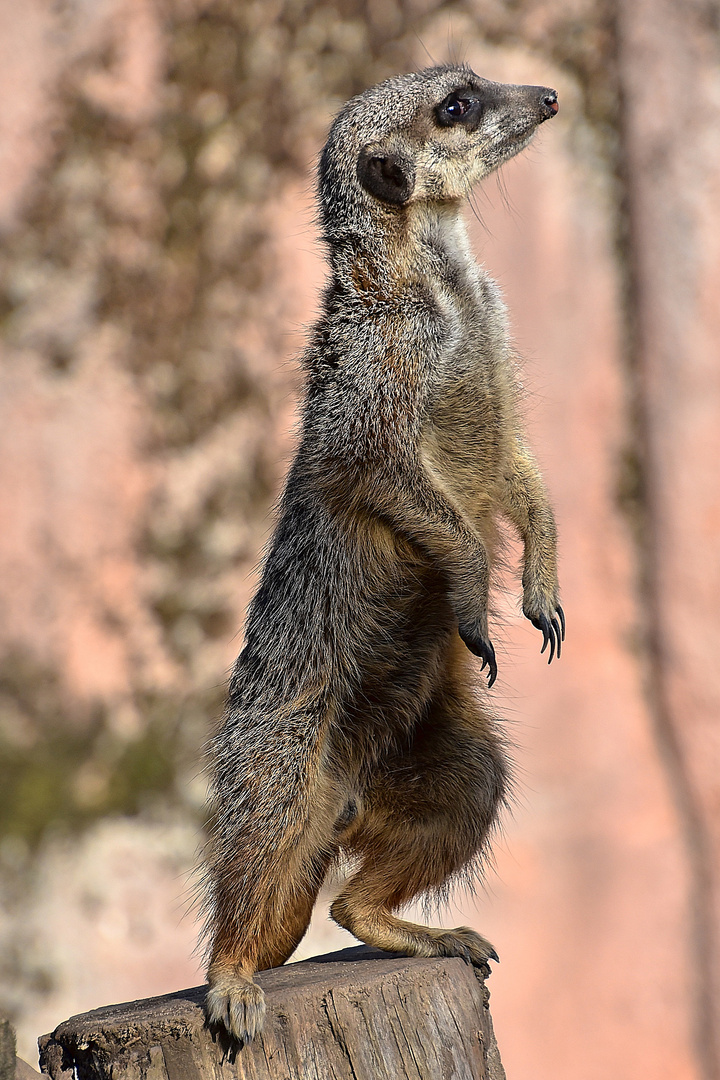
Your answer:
(331, 513), (457, 751)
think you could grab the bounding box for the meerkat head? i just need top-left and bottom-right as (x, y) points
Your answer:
(319, 65), (558, 236)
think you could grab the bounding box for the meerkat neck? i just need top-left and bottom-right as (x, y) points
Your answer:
(327, 199), (470, 293)
(409, 201), (473, 270)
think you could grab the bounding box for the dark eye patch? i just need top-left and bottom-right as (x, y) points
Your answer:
(435, 89), (485, 130)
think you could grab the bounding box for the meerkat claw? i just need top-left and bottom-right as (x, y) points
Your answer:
(530, 610), (564, 663)
(557, 604), (566, 639)
(479, 642), (498, 686)
(532, 613), (551, 654)
(458, 625), (498, 685)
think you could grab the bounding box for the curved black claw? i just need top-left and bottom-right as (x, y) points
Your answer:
(458, 626), (498, 687)
(533, 613), (551, 655)
(531, 609), (564, 664)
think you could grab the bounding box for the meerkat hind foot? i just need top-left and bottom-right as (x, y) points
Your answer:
(430, 925), (499, 970)
(205, 974), (266, 1046)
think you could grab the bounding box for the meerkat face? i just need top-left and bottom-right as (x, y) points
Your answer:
(414, 75), (559, 200)
(319, 66), (558, 226)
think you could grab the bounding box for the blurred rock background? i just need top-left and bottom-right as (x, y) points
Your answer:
(0, 1), (718, 1078)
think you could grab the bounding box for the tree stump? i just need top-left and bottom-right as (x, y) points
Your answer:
(38, 946), (505, 1080)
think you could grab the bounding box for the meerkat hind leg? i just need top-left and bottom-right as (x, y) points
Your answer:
(206, 834), (336, 1045)
(331, 890), (499, 968)
(332, 673), (507, 968)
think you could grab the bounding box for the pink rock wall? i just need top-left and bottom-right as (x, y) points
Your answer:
(618, 2), (720, 1073)
(0, 3), (718, 1079)
(464, 48), (693, 1077)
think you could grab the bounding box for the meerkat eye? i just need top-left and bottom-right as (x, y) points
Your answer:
(435, 90), (485, 129)
(447, 97), (470, 118)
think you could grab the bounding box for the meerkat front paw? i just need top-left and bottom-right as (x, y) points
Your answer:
(458, 623), (498, 686)
(523, 599), (565, 663)
(205, 974), (266, 1046)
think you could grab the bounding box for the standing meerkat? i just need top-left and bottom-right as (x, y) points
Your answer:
(203, 64), (563, 1045)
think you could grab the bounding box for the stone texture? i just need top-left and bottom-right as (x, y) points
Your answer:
(0, 819), (205, 1062)
(616, 2), (720, 1074)
(1, 1020), (15, 1080)
(0, 3), (716, 1080)
(14, 1061), (42, 1080)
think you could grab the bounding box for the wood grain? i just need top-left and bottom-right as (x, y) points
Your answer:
(38, 947), (505, 1080)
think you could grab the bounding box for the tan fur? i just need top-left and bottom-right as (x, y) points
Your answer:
(202, 65), (562, 1046)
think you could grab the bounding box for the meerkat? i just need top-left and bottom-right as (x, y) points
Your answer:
(203, 64), (563, 1045)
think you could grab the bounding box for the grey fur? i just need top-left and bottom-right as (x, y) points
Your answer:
(202, 64), (562, 1047)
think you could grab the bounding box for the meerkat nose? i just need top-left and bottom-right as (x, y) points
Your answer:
(542, 90), (559, 118)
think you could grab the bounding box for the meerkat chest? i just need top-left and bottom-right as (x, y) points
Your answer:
(420, 262), (514, 513)
(429, 258), (510, 413)
(421, 224), (510, 382)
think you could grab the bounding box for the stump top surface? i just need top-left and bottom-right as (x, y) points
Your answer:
(40, 945), (505, 1080)
(46, 946), (472, 1042)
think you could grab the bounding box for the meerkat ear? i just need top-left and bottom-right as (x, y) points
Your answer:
(357, 147), (415, 205)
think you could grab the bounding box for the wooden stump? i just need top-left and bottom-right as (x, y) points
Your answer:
(38, 946), (506, 1080)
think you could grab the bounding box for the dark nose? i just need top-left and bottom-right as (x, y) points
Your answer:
(540, 88), (559, 120)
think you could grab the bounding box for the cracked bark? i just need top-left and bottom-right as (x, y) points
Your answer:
(38, 947), (505, 1080)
